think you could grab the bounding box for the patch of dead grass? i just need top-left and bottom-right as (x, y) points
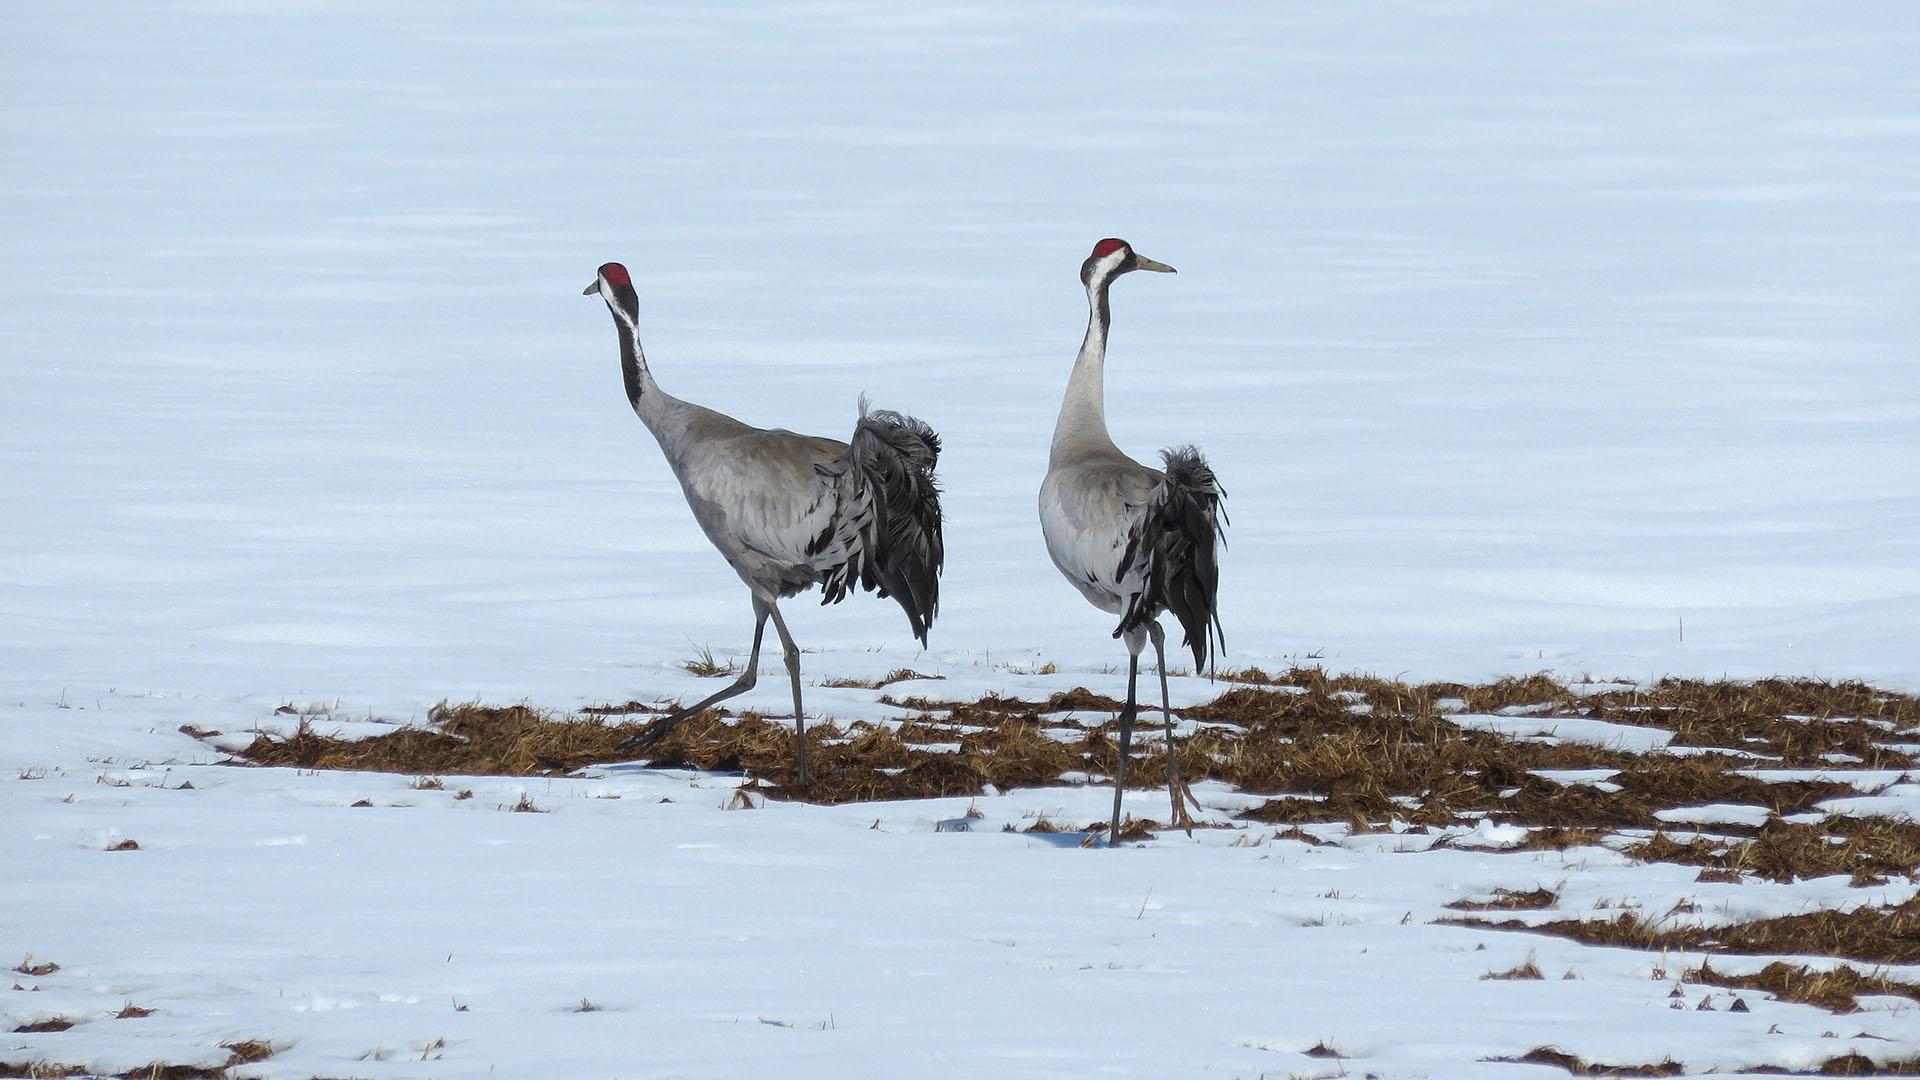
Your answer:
(1449, 887), (1559, 912)
(11, 957), (57, 977)
(1482, 953), (1546, 980)
(1447, 893), (1920, 966)
(1487, 1046), (1684, 1076)
(0, 1064), (89, 1079)
(1784, 1053), (1920, 1076)
(232, 675), (1920, 880)
(237, 701), (640, 777)
(1683, 958), (1920, 1014)
(219, 1040), (275, 1066)
(680, 645), (736, 678)
(1626, 816), (1920, 886)
(821, 669), (944, 690)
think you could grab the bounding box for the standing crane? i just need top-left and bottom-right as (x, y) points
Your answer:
(584, 261), (944, 785)
(1038, 239), (1226, 845)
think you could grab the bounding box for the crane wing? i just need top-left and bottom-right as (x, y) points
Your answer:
(667, 418), (845, 572)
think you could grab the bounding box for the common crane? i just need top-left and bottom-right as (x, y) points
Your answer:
(585, 261), (944, 785)
(1038, 239), (1226, 845)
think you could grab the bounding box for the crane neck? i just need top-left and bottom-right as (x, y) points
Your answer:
(606, 295), (671, 428)
(1050, 274), (1120, 467)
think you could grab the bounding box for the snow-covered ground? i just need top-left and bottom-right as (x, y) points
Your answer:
(12, 695), (1920, 1079)
(5, 3), (1920, 1077)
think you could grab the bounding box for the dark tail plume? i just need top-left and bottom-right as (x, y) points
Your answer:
(816, 401), (945, 644)
(1116, 445), (1226, 671)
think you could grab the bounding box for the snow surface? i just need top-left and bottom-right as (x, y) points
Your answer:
(12, 698), (1920, 1079)
(6, 3), (1920, 1077)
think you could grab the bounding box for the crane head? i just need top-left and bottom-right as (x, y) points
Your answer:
(1080, 238), (1175, 287)
(583, 262), (633, 297)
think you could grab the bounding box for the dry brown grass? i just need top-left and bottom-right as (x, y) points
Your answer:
(1486, 1046), (1684, 1076)
(10, 1018), (73, 1034)
(218, 1040), (274, 1066)
(225, 675), (1920, 889)
(1448, 893), (1920, 966)
(11, 957), (57, 977)
(113, 1004), (153, 1019)
(238, 702), (641, 777)
(0, 1065), (89, 1079)
(821, 669), (944, 690)
(679, 645), (736, 678)
(0, 1040), (286, 1080)
(1448, 887), (1559, 911)
(1788, 1054), (1920, 1076)
(1625, 816), (1920, 886)
(1683, 958), (1920, 1014)
(1482, 954), (1546, 980)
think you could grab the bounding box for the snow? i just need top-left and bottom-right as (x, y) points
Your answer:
(12, 698), (1920, 1079)
(1451, 714), (1675, 753)
(1654, 803), (1778, 828)
(6, 2), (1920, 1077)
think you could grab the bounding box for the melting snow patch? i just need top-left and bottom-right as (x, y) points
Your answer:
(1451, 713), (1673, 752)
(1454, 819), (1532, 848)
(1654, 803), (1774, 828)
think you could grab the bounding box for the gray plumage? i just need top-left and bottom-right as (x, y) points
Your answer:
(1039, 239), (1225, 843)
(585, 262), (943, 783)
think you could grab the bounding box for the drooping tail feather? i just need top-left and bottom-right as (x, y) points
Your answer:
(1115, 445), (1227, 672)
(814, 399), (945, 644)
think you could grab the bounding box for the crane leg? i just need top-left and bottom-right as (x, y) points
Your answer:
(1147, 622), (1200, 833)
(1109, 641), (1142, 847)
(767, 600), (809, 786)
(619, 598), (769, 754)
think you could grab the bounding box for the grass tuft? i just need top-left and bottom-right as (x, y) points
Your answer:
(1448, 887), (1559, 912)
(1481, 952), (1545, 980)
(12, 956), (57, 977)
(680, 645), (736, 678)
(1487, 1046), (1684, 1076)
(821, 668), (945, 690)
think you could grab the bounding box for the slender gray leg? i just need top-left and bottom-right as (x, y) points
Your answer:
(1147, 622), (1196, 832)
(767, 601), (808, 785)
(1109, 651), (1140, 847)
(621, 597), (769, 754)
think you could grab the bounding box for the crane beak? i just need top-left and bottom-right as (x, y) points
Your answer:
(583, 279), (603, 296)
(1132, 255), (1176, 274)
